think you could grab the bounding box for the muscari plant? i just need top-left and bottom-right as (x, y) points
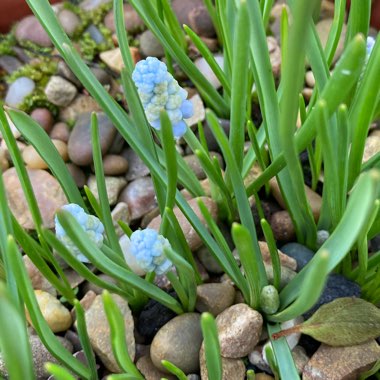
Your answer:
(0, 0), (380, 378)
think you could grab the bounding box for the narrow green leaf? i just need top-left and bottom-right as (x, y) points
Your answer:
(206, 111), (267, 288)
(6, 236), (89, 378)
(269, 250), (330, 322)
(184, 24), (231, 97)
(201, 313), (222, 380)
(345, 0), (371, 44)
(45, 364), (76, 380)
(232, 223), (261, 308)
(348, 36), (380, 188)
(73, 300), (98, 380)
(103, 291), (144, 378)
(161, 360), (187, 380)
(91, 113), (123, 257)
(246, 35), (366, 196)
(0, 282), (35, 380)
(229, 0), (250, 171)
(261, 219), (281, 290)
(267, 323), (300, 380)
(165, 247), (197, 312)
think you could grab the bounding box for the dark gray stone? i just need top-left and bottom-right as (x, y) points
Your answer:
(137, 296), (176, 343)
(280, 242), (314, 271)
(303, 274), (361, 319)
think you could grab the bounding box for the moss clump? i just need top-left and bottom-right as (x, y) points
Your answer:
(0, 34), (17, 56)
(6, 57), (58, 115)
(79, 25), (114, 61)
(19, 90), (59, 117)
(6, 57), (57, 86)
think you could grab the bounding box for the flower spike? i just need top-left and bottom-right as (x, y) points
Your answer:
(132, 57), (194, 139)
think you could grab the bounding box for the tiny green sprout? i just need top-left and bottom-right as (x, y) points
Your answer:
(260, 285), (280, 315)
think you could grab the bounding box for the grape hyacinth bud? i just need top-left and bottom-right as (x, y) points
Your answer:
(123, 228), (173, 275)
(132, 56), (194, 139)
(55, 204), (104, 263)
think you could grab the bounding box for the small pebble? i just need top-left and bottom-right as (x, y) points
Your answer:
(58, 9), (80, 37)
(50, 122), (71, 143)
(139, 30), (165, 57)
(195, 282), (235, 316)
(150, 313), (202, 373)
(5, 77), (35, 107)
(30, 108), (54, 133)
(27, 290), (72, 333)
(87, 175), (127, 206)
(118, 177), (157, 221)
(86, 24), (104, 43)
(194, 55), (224, 89)
(316, 229), (330, 248)
(216, 303), (263, 358)
(305, 70), (316, 88)
(280, 242), (314, 271)
(45, 76), (78, 107)
(66, 163), (86, 188)
(101, 154), (129, 176)
(15, 15), (52, 47)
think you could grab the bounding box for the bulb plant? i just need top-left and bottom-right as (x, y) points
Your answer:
(0, 0), (380, 379)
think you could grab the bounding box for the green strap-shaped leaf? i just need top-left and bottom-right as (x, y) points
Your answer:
(0, 282), (35, 380)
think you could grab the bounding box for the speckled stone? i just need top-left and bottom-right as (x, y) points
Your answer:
(82, 294), (135, 373)
(118, 177), (157, 221)
(195, 282), (235, 316)
(87, 175), (127, 206)
(150, 313), (202, 373)
(303, 341), (380, 380)
(45, 76), (78, 107)
(2, 167), (67, 229)
(216, 304), (263, 358)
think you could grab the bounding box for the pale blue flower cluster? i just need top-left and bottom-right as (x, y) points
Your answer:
(55, 204), (104, 263)
(132, 56), (194, 139)
(129, 228), (173, 275)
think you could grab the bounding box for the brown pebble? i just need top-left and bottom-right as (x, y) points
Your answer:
(30, 108), (54, 133)
(101, 154), (128, 176)
(270, 210), (296, 242)
(50, 122), (70, 143)
(66, 163), (86, 188)
(22, 139), (68, 169)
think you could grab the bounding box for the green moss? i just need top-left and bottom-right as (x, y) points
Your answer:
(6, 57), (58, 115)
(19, 90), (59, 117)
(18, 39), (54, 56)
(78, 25), (114, 61)
(6, 58), (57, 86)
(0, 34), (17, 56)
